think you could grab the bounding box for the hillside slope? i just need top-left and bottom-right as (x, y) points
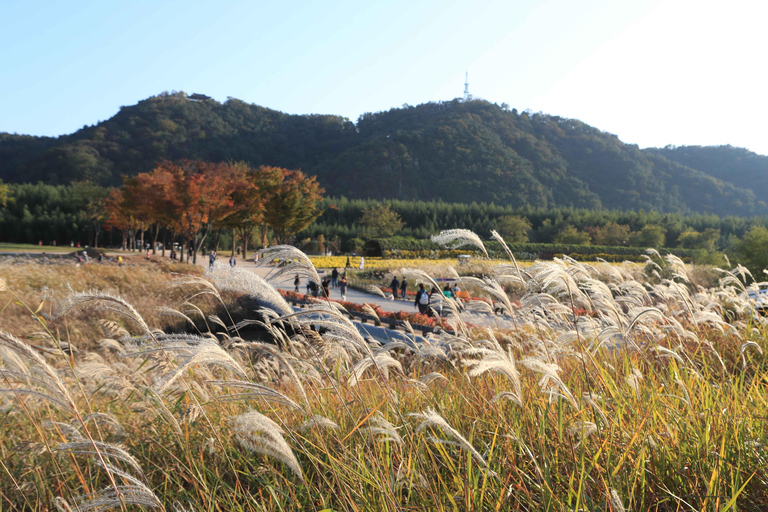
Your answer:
(0, 92), (763, 216)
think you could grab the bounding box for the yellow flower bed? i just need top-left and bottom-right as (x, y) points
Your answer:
(308, 256), (524, 269)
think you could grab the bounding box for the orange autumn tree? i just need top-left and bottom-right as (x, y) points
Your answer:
(218, 163), (284, 260)
(121, 170), (176, 255)
(103, 188), (143, 250)
(155, 160), (250, 264)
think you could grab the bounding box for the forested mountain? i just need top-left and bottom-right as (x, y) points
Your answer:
(648, 145), (768, 207)
(1, 92), (765, 216)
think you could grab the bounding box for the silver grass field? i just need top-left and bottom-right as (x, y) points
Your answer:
(1, 230), (768, 511)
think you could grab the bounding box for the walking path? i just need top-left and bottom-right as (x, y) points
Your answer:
(3, 248), (516, 330)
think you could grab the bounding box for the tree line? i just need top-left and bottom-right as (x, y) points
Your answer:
(6, 178), (768, 268)
(0, 163), (323, 263)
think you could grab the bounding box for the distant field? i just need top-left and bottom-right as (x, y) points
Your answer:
(0, 242), (82, 253)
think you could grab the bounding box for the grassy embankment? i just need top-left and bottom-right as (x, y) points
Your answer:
(1, 250), (767, 511)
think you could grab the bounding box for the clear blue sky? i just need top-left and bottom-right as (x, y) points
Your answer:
(2, 0), (766, 154)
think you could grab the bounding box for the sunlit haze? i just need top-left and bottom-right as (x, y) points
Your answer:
(1, 0), (765, 154)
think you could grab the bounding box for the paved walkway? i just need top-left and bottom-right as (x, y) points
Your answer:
(4, 249), (515, 330)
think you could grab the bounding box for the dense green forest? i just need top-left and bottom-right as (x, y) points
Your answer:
(301, 197), (760, 250)
(4, 182), (765, 257)
(2, 92), (768, 216)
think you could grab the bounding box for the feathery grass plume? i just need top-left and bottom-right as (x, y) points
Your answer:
(50, 291), (151, 336)
(56, 440), (146, 476)
(208, 267), (294, 316)
(419, 372), (448, 386)
(142, 387), (183, 435)
(609, 489), (627, 512)
(652, 345), (685, 364)
(152, 341), (247, 393)
(122, 333), (246, 393)
(741, 341), (764, 368)
(233, 411), (304, 481)
(481, 278), (514, 315)
(363, 413), (403, 445)
(96, 338), (125, 354)
(44, 420), (84, 441)
(256, 245), (321, 285)
(348, 352), (403, 386)
(99, 320), (130, 340)
(582, 393), (608, 425)
(75, 360), (136, 398)
(520, 358), (577, 407)
(363, 284), (387, 298)
(465, 334), (522, 406)
(490, 229), (525, 284)
(158, 307), (198, 329)
(400, 268), (442, 296)
(209, 379), (305, 412)
(431, 229), (488, 258)
(568, 421), (597, 447)
(395, 463), (429, 490)
(82, 412), (126, 440)
(250, 342), (310, 406)
(0, 330), (74, 410)
(410, 408), (489, 469)
(71, 484), (161, 511)
(361, 303), (382, 324)
(626, 368), (643, 398)
(299, 414), (340, 432)
(525, 260), (588, 307)
(170, 272), (223, 298)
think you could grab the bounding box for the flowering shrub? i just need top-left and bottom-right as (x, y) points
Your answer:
(278, 290), (449, 328)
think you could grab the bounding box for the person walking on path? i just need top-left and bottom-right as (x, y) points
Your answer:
(209, 251), (216, 268)
(359, 257), (365, 270)
(321, 277), (331, 299)
(345, 256), (351, 269)
(339, 276), (348, 301)
(229, 255), (236, 268)
(390, 276), (400, 299)
(331, 268), (339, 288)
(414, 283), (430, 315)
(400, 277), (408, 301)
(294, 274), (300, 293)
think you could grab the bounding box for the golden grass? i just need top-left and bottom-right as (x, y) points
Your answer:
(0, 256), (204, 344)
(1, 252), (767, 511)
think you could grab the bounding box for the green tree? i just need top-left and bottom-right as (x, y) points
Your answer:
(629, 224), (666, 248)
(593, 222), (630, 246)
(0, 179), (9, 208)
(677, 228), (719, 250)
(262, 170), (325, 245)
(359, 204), (405, 237)
(554, 226), (591, 245)
(496, 215), (532, 243)
(736, 225), (768, 277)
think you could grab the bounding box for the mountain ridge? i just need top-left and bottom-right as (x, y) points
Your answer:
(1, 91), (766, 216)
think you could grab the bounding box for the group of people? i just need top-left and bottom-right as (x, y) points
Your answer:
(388, 275), (409, 300)
(296, 268), (348, 300)
(412, 281), (461, 316)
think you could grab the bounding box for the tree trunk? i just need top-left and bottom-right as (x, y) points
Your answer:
(161, 229), (167, 257)
(152, 224), (160, 255)
(232, 228), (236, 257)
(243, 233), (249, 260)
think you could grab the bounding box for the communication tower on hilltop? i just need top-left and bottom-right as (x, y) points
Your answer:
(463, 72), (470, 102)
